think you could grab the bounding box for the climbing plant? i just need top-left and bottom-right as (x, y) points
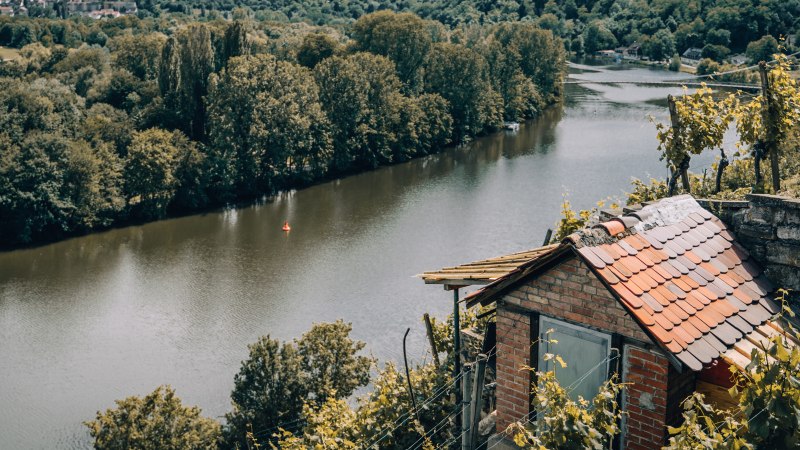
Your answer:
(733, 54), (800, 193)
(652, 85), (735, 196)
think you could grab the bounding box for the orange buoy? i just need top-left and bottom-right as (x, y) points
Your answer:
(282, 221), (291, 232)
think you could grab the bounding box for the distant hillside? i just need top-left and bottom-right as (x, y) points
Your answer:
(145, 0), (800, 63)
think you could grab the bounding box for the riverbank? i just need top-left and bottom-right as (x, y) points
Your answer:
(0, 112), (558, 252)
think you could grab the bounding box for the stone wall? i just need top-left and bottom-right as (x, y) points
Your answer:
(700, 194), (800, 294)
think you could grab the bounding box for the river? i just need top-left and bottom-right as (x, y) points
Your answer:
(0, 62), (716, 449)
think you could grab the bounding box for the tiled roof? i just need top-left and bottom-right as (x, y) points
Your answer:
(570, 195), (782, 371)
(459, 195), (790, 372)
(418, 244), (560, 287)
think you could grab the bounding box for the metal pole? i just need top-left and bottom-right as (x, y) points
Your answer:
(461, 362), (473, 450)
(469, 354), (488, 448)
(454, 288), (462, 426)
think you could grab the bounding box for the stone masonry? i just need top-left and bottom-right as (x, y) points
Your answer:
(731, 194), (800, 293)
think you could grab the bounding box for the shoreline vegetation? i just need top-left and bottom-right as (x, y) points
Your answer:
(0, 12), (565, 250)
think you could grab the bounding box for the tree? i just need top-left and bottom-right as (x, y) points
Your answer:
(653, 86), (734, 195)
(296, 32), (339, 69)
(296, 320), (372, 406)
(701, 44), (730, 62)
(124, 128), (191, 218)
(315, 52), (403, 171)
(735, 55), (800, 193)
(351, 11), (433, 92)
(746, 35), (780, 65)
(206, 53), (332, 197)
(425, 42), (503, 142)
(643, 29), (675, 61)
(108, 33), (167, 81)
(85, 385), (220, 450)
(159, 24), (215, 140)
(224, 336), (307, 449)
(220, 20), (250, 69)
(224, 321), (372, 447)
(583, 20), (617, 53)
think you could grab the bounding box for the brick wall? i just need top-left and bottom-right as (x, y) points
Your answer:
(623, 346), (669, 450)
(494, 255), (659, 435)
(500, 256), (651, 342)
(495, 308), (531, 432)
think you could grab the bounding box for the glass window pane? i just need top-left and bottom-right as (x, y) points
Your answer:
(538, 316), (610, 402)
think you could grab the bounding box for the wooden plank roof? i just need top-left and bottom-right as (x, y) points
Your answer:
(418, 244), (560, 288)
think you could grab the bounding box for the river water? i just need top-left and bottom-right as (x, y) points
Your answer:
(0, 62), (715, 449)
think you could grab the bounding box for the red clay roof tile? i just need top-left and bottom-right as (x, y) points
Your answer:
(546, 196), (784, 372)
(641, 292), (665, 313)
(667, 302), (690, 321)
(684, 250), (703, 265)
(618, 240), (638, 256)
(700, 262), (721, 277)
(599, 220), (626, 236)
(685, 292), (706, 310)
(578, 247), (606, 269)
(598, 267), (620, 284)
(718, 273), (739, 288)
(613, 284), (644, 309)
(676, 350), (704, 371)
(676, 255), (698, 271)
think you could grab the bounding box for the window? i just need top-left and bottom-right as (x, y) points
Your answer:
(537, 316), (612, 402)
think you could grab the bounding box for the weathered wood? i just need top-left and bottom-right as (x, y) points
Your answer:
(759, 61), (781, 193)
(424, 313), (440, 369)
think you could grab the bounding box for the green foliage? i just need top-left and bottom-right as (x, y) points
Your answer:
(296, 32), (339, 69)
(351, 11), (433, 92)
(224, 321), (373, 447)
(206, 53), (332, 197)
(642, 28), (675, 61)
(297, 320), (373, 405)
(275, 359), (453, 449)
(746, 35), (780, 65)
(425, 42), (503, 141)
(669, 54), (681, 72)
(512, 371), (625, 450)
(124, 127), (197, 218)
(0, 11), (565, 248)
(85, 385), (221, 450)
(664, 393), (750, 450)
(224, 335), (307, 449)
(159, 24), (214, 140)
(552, 196), (617, 242)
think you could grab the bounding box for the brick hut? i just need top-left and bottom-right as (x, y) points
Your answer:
(422, 195), (794, 449)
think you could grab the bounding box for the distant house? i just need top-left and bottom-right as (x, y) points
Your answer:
(88, 8), (120, 18)
(421, 194), (800, 449)
(0, 5), (13, 15)
(682, 47), (703, 62)
(730, 54), (748, 66)
(624, 43), (642, 59)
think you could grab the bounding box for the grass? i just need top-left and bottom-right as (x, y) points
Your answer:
(0, 46), (20, 61)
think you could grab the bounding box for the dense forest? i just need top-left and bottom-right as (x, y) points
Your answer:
(0, 11), (564, 248)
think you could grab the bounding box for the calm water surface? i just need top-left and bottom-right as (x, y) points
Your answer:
(0, 62), (716, 449)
